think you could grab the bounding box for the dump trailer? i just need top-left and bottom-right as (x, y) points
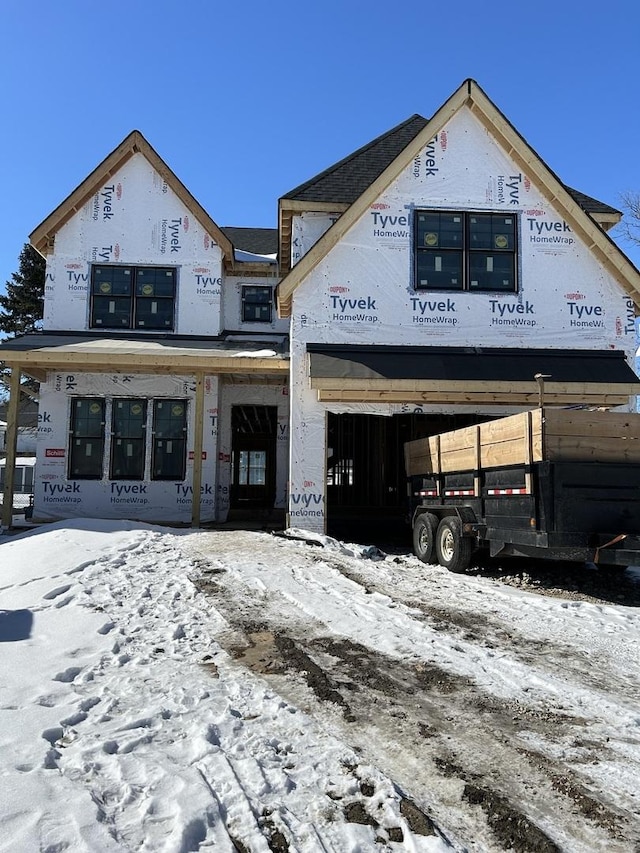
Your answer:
(405, 408), (640, 572)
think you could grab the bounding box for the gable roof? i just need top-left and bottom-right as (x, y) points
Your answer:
(277, 79), (640, 315)
(282, 115), (620, 222)
(29, 130), (235, 265)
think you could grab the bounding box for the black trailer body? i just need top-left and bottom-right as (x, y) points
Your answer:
(405, 409), (640, 571)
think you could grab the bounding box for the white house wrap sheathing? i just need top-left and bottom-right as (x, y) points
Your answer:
(44, 154), (224, 337)
(27, 148), (290, 525)
(34, 372), (219, 523)
(288, 108), (638, 532)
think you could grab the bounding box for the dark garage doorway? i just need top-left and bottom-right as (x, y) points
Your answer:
(326, 411), (484, 544)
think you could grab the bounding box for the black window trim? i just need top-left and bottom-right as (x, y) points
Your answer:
(90, 264), (177, 331)
(66, 396), (188, 482)
(241, 285), (273, 323)
(414, 209), (518, 294)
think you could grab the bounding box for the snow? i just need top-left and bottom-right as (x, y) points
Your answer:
(2, 519), (640, 850)
(0, 521), (449, 852)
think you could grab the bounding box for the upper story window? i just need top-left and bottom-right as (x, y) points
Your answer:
(415, 211), (517, 293)
(242, 286), (272, 322)
(91, 266), (176, 330)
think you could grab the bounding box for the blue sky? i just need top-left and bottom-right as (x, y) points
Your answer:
(2, 0), (640, 294)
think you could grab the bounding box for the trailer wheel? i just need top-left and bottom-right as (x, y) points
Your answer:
(413, 513), (438, 564)
(436, 517), (472, 573)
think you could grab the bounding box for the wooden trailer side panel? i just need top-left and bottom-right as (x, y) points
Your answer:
(405, 408), (640, 478)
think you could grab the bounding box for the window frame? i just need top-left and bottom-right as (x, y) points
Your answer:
(109, 398), (148, 481)
(68, 397), (106, 480)
(90, 265), (177, 331)
(414, 210), (518, 294)
(66, 396), (188, 482)
(241, 285), (273, 323)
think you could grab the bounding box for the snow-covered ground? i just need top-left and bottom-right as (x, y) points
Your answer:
(1, 520), (639, 851)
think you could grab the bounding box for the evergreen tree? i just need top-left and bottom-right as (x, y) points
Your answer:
(1, 244), (45, 400)
(0, 243), (45, 337)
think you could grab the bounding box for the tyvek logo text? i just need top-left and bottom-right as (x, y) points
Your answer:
(410, 297), (458, 326)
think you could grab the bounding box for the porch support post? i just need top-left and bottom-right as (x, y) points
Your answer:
(2, 366), (22, 529)
(191, 371), (205, 528)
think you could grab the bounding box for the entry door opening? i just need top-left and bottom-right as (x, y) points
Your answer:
(230, 405), (277, 508)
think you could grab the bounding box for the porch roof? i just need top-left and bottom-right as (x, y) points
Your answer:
(307, 344), (640, 407)
(0, 333), (290, 382)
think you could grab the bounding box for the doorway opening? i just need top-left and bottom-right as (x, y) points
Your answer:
(230, 405), (277, 510)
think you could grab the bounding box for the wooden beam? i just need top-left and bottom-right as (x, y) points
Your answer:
(311, 377), (639, 396)
(2, 367), (21, 529)
(191, 372), (205, 528)
(317, 389), (631, 406)
(0, 349), (289, 376)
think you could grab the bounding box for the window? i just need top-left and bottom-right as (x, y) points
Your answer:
(69, 398), (105, 479)
(233, 450), (267, 486)
(415, 211), (517, 292)
(110, 399), (147, 480)
(242, 286), (272, 322)
(0, 463), (35, 494)
(151, 399), (187, 480)
(67, 397), (187, 481)
(91, 266), (176, 330)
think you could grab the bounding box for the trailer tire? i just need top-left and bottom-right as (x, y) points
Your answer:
(436, 517), (472, 573)
(413, 513), (438, 564)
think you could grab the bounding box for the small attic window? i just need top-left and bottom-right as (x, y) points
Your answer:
(242, 286), (272, 323)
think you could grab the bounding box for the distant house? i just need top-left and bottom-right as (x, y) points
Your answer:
(1, 79), (639, 531)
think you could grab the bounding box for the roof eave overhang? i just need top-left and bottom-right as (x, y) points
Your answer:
(276, 79), (640, 316)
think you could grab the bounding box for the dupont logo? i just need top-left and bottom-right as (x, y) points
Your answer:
(116, 182), (122, 200)
(183, 215), (190, 232)
(524, 177), (531, 191)
(45, 448), (66, 458)
(114, 243), (120, 260)
(440, 130), (448, 151)
(193, 267), (209, 274)
(65, 263), (83, 270)
(204, 234), (210, 250)
(564, 292), (585, 300)
(329, 285), (349, 293)
(370, 203), (390, 210)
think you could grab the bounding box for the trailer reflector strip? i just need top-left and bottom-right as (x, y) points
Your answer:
(444, 489), (475, 497)
(487, 488), (528, 495)
(418, 489), (438, 497)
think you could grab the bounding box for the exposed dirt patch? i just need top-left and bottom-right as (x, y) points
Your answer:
(463, 783), (560, 852)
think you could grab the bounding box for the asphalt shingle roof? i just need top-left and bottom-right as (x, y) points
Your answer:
(281, 114), (619, 218)
(220, 227), (278, 255)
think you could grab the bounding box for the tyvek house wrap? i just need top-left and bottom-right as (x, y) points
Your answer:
(287, 107), (638, 532)
(34, 373), (219, 524)
(44, 154), (224, 337)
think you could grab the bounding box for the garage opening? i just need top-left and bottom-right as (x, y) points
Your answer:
(326, 411), (485, 544)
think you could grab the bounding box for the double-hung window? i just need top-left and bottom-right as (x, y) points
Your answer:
(415, 211), (517, 292)
(151, 400), (187, 480)
(110, 399), (147, 480)
(91, 266), (176, 330)
(69, 398), (105, 479)
(242, 286), (272, 322)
